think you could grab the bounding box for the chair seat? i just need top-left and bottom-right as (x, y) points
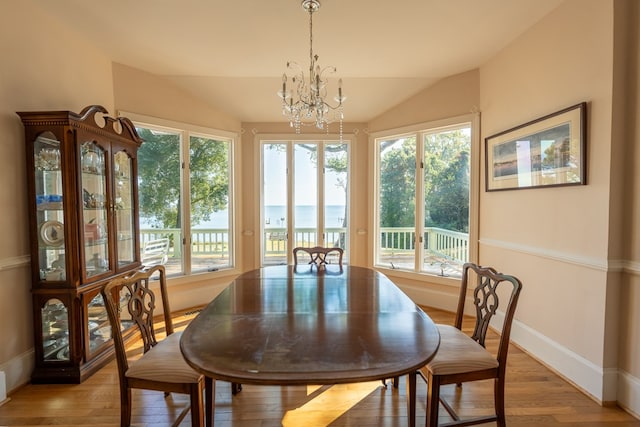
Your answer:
(126, 331), (202, 384)
(425, 325), (498, 376)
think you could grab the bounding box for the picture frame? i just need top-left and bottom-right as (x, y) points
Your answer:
(485, 102), (586, 191)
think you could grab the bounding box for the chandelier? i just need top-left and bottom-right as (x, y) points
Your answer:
(277, 0), (345, 133)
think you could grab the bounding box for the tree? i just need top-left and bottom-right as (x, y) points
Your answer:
(137, 128), (229, 229)
(379, 138), (416, 228)
(423, 129), (471, 232)
(427, 151), (470, 232)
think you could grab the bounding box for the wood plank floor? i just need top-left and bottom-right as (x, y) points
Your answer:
(1, 306), (639, 426)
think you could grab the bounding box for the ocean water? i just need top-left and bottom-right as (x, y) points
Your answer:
(141, 205), (347, 229)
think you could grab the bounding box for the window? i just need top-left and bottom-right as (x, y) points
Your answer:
(373, 115), (477, 278)
(259, 137), (349, 266)
(126, 115), (236, 277)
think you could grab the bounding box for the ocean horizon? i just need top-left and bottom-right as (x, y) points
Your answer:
(141, 205), (347, 229)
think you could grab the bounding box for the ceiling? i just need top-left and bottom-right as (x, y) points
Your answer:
(30, 0), (564, 123)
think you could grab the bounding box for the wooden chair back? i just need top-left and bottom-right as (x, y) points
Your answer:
(293, 246), (344, 267)
(455, 262), (523, 371)
(101, 265), (209, 427)
(419, 262), (523, 426)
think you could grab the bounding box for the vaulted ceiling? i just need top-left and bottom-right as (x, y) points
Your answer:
(31, 0), (564, 123)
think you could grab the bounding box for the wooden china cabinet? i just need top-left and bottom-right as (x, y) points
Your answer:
(18, 105), (143, 383)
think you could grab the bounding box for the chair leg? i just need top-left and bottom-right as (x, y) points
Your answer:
(426, 374), (440, 427)
(120, 387), (132, 427)
(205, 377), (215, 427)
(495, 377), (506, 427)
(190, 383), (204, 427)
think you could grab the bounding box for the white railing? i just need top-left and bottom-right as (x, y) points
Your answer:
(380, 226), (469, 264)
(140, 228), (230, 259)
(264, 228), (346, 257)
(141, 226), (468, 265)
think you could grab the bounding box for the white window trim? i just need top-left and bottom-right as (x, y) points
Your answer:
(368, 113), (480, 285)
(253, 133), (354, 269)
(117, 110), (241, 282)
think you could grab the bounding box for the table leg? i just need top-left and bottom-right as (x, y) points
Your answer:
(407, 371), (416, 427)
(205, 377), (214, 427)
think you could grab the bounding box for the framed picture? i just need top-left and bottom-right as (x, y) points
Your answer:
(485, 102), (586, 191)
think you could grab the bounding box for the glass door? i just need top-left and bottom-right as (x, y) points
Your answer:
(262, 143), (288, 265)
(294, 142), (319, 248)
(323, 142), (348, 259)
(34, 132), (66, 282)
(114, 150), (135, 268)
(80, 141), (110, 279)
(261, 139), (349, 266)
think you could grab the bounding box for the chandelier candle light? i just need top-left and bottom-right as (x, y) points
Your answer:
(278, 0), (346, 135)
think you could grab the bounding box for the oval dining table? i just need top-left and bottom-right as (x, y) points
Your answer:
(180, 264), (441, 426)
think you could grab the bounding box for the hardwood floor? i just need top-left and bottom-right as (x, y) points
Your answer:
(1, 306), (639, 426)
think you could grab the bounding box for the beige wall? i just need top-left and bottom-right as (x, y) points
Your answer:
(0, 1), (116, 390)
(368, 69), (480, 133)
(479, 0), (619, 402)
(112, 63), (241, 134)
(616, 0), (640, 415)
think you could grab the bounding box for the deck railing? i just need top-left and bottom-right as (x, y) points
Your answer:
(380, 226), (469, 264)
(140, 226), (468, 265)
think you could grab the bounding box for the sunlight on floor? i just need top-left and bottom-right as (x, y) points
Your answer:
(282, 381), (382, 426)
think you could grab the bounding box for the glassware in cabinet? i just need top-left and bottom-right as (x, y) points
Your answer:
(86, 292), (110, 354)
(34, 132), (67, 282)
(41, 298), (70, 362)
(81, 141), (110, 279)
(114, 150), (135, 268)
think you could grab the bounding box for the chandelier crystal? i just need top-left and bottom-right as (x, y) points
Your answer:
(277, 0), (345, 134)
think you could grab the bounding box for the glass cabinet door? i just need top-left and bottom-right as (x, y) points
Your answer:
(114, 151), (135, 267)
(87, 293), (109, 354)
(34, 132), (66, 281)
(41, 298), (69, 361)
(81, 141), (109, 278)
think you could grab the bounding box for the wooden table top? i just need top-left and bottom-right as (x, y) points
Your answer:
(180, 265), (440, 385)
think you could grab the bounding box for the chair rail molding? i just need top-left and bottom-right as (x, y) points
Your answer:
(0, 255), (30, 271)
(480, 238), (608, 271)
(622, 260), (640, 276)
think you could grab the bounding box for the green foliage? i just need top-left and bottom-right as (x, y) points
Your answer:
(423, 129), (470, 233)
(427, 151), (469, 232)
(380, 137), (416, 228)
(378, 129), (470, 233)
(137, 128), (229, 229)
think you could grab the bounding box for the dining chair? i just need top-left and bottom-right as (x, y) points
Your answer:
(419, 262), (523, 427)
(293, 246), (344, 267)
(101, 265), (213, 427)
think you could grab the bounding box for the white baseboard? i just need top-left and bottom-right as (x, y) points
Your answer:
(507, 315), (615, 402)
(1, 350), (33, 395)
(618, 370), (640, 418)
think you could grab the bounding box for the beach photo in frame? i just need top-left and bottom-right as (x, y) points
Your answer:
(485, 102), (586, 191)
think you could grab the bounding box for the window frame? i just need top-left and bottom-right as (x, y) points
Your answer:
(119, 111), (240, 281)
(370, 113), (480, 283)
(254, 133), (352, 268)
